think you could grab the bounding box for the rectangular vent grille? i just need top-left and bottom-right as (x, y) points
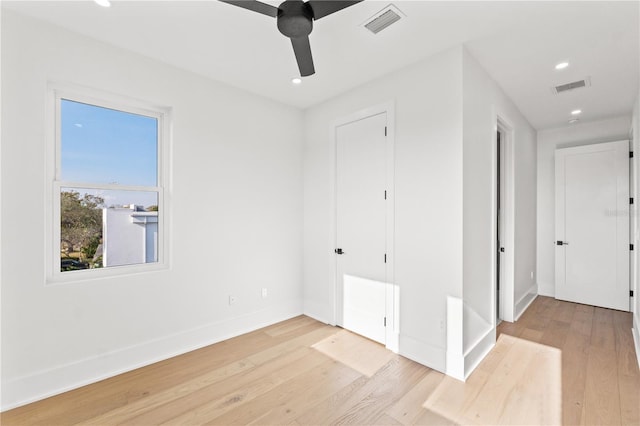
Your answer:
(556, 80), (585, 92)
(552, 77), (591, 94)
(364, 9), (401, 34)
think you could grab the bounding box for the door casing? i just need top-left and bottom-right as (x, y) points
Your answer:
(494, 117), (515, 323)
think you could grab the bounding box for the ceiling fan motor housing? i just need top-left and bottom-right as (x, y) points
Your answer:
(277, 0), (314, 38)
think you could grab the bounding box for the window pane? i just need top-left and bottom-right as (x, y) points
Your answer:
(60, 99), (158, 186)
(60, 188), (159, 272)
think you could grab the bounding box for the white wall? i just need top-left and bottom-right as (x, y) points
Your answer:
(1, 11), (303, 409)
(303, 47), (464, 371)
(536, 116), (632, 297)
(461, 49), (537, 358)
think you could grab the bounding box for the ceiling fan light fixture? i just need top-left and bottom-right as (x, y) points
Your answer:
(555, 61), (569, 70)
(571, 109), (582, 115)
(291, 77), (302, 85)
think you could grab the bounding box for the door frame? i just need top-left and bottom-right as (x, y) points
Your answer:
(493, 116), (515, 323)
(329, 101), (398, 351)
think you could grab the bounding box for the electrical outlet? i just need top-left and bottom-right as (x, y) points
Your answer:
(261, 288), (268, 298)
(229, 295), (237, 306)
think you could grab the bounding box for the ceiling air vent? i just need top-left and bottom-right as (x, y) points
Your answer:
(363, 4), (404, 34)
(551, 77), (591, 94)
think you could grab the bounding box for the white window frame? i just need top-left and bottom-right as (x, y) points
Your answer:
(46, 83), (171, 283)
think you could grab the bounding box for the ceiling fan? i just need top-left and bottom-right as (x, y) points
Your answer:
(219, 0), (364, 77)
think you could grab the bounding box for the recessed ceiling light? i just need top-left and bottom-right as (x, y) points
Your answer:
(291, 77), (302, 85)
(555, 62), (569, 70)
(571, 109), (582, 115)
(569, 118), (580, 124)
(94, 0), (111, 7)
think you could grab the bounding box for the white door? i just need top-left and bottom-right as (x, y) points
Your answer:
(336, 112), (387, 344)
(555, 140), (629, 311)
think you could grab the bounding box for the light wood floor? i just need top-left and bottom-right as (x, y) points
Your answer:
(497, 296), (640, 426)
(2, 296), (639, 425)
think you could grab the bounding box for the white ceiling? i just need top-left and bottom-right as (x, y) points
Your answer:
(3, 1), (639, 129)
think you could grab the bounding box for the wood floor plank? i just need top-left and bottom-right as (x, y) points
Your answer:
(243, 364), (362, 425)
(76, 358), (256, 425)
(583, 345), (622, 425)
(591, 307), (616, 349)
(385, 369), (445, 425)
(618, 371), (640, 426)
(411, 408), (458, 425)
(570, 303), (595, 336)
(613, 310), (640, 425)
(311, 329), (395, 377)
(159, 348), (329, 425)
(423, 369), (491, 424)
(613, 310), (638, 376)
(553, 299), (577, 324)
(329, 357), (428, 425)
(117, 334), (334, 425)
(561, 314), (592, 425)
(294, 356), (426, 425)
(519, 327), (544, 342)
(539, 319), (571, 349)
(369, 413), (404, 425)
(207, 359), (361, 425)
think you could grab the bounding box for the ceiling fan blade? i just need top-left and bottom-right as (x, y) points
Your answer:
(218, 0), (279, 17)
(291, 36), (315, 76)
(307, 0), (363, 20)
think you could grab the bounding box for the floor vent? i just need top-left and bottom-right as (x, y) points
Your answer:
(363, 4), (404, 34)
(552, 77), (591, 94)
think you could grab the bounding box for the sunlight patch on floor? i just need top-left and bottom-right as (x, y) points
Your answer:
(424, 334), (562, 425)
(311, 329), (394, 377)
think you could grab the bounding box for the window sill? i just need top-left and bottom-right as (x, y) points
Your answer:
(47, 262), (170, 285)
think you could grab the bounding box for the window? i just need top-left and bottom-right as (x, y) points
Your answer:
(48, 86), (170, 281)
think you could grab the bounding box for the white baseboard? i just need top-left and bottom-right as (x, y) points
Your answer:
(633, 315), (640, 371)
(464, 328), (495, 380)
(515, 288), (537, 321)
(399, 334), (446, 374)
(1, 299), (302, 412)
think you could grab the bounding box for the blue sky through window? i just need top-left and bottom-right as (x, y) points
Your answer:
(61, 99), (159, 208)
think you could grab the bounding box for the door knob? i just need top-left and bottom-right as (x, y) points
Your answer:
(334, 248), (345, 255)
(556, 241), (569, 246)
